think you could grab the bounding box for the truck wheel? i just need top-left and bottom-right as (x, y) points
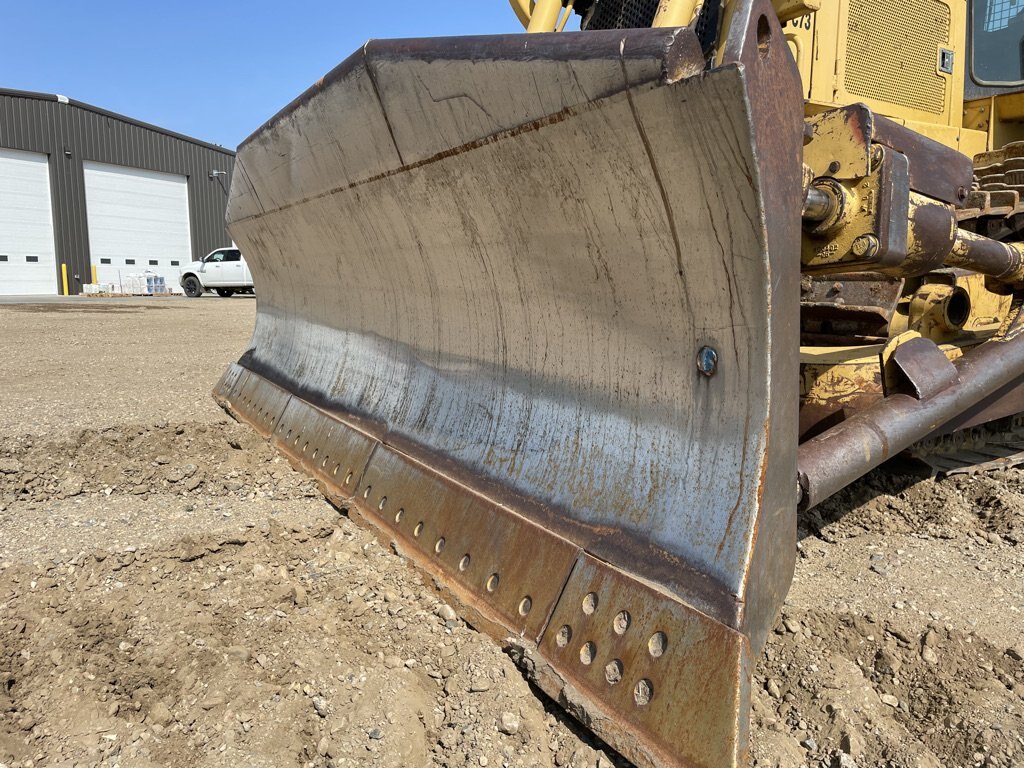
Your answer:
(216, 289), (235, 298)
(182, 276), (203, 298)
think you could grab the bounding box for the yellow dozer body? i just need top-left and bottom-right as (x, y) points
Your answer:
(216, 0), (1024, 766)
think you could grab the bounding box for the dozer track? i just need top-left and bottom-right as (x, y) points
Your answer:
(216, 2), (802, 766)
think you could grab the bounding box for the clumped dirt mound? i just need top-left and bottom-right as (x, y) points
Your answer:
(0, 421), (319, 507)
(4, 425), (1021, 768)
(0, 422), (619, 768)
(1, 415), (1022, 768)
(752, 607), (1023, 768)
(746, 463), (1024, 768)
(804, 465), (1024, 545)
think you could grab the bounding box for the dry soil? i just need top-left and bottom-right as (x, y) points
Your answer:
(0, 296), (1021, 768)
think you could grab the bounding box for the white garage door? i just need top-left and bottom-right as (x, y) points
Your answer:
(84, 162), (192, 294)
(0, 148), (58, 296)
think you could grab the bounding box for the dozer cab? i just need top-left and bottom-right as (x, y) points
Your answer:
(214, 0), (1024, 765)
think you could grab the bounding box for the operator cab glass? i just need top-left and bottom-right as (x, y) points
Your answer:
(972, 0), (1024, 85)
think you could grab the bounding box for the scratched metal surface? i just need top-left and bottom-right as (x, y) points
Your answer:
(214, 362), (751, 768)
(219, 11), (807, 764)
(226, 26), (796, 627)
(537, 553), (750, 768)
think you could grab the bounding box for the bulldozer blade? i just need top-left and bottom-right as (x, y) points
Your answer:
(216, 2), (802, 766)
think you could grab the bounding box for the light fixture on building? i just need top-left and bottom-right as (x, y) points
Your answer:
(209, 169), (229, 194)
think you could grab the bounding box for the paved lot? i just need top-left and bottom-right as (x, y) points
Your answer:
(0, 296), (256, 434)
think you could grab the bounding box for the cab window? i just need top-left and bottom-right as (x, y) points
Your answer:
(972, 0), (1024, 84)
(223, 250), (242, 262)
(205, 251), (227, 263)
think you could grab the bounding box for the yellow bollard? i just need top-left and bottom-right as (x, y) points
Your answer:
(61, 263), (69, 296)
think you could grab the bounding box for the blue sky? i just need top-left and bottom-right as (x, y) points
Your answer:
(2, 2), (525, 149)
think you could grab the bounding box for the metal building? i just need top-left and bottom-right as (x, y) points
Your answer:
(0, 88), (235, 296)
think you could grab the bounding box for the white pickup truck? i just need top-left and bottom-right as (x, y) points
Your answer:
(180, 248), (255, 298)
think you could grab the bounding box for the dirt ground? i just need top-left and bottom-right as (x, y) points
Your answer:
(0, 297), (1022, 768)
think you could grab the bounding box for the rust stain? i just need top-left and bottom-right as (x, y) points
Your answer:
(217, 368), (756, 768)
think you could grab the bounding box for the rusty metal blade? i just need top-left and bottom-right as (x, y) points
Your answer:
(217, 6), (802, 767)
